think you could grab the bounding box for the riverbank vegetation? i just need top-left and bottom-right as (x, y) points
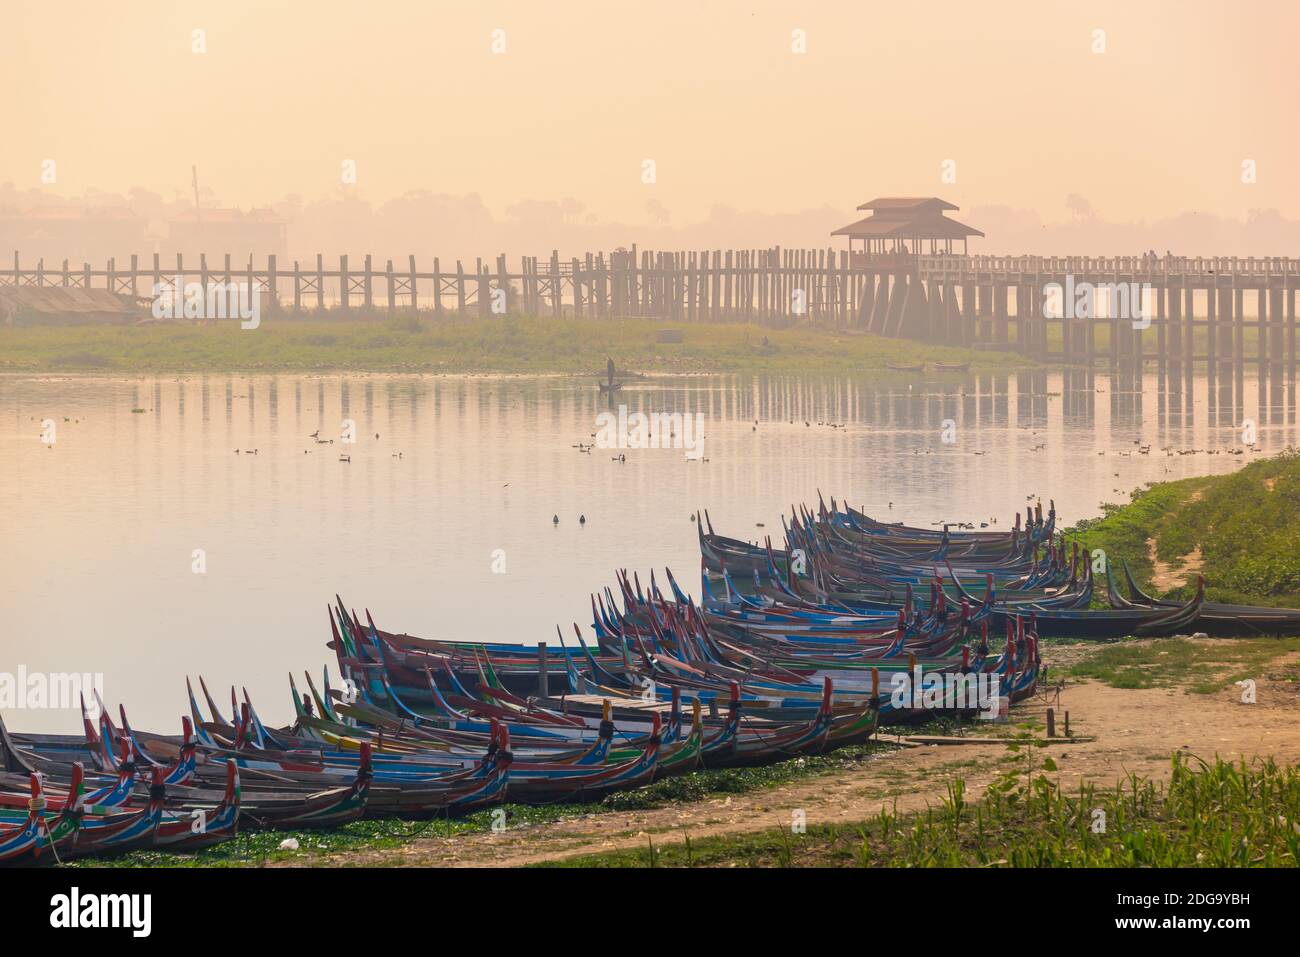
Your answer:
(0, 315), (1030, 376)
(540, 752), (1300, 868)
(1069, 452), (1300, 607)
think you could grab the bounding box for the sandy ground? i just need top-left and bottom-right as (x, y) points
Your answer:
(283, 643), (1300, 868)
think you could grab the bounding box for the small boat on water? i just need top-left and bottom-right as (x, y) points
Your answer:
(933, 361), (971, 373)
(885, 361), (926, 373)
(599, 356), (622, 393)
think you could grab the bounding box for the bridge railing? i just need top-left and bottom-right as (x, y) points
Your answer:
(919, 254), (1300, 278)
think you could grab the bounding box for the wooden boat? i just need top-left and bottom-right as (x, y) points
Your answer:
(885, 361), (926, 373)
(932, 361), (971, 373)
(16, 486), (1289, 863)
(0, 775), (46, 865)
(1109, 561), (1300, 637)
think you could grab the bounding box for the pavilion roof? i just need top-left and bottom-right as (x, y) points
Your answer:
(831, 214), (984, 240)
(855, 197), (959, 213)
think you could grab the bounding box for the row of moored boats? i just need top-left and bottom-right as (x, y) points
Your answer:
(5, 495), (1296, 863)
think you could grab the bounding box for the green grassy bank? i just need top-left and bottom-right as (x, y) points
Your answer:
(1068, 452), (1300, 607)
(0, 315), (1031, 376)
(540, 752), (1300, 868)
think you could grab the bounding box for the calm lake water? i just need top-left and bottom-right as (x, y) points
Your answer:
(3, 369), (1296, 733)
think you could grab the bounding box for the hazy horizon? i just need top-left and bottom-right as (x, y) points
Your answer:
(5, 0), (1299, 259)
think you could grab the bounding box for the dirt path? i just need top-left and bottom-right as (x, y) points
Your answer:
(1147, 538), (1204, 591)
(286, 644), (1300, 868)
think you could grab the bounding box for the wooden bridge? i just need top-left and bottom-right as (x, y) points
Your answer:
(3, 248), (1297, 371)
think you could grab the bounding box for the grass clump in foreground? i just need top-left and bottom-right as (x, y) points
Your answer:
(539, 750), (1300, 868)
(1069, 451), (1300, 607)
(1068, 635), (1300, 693)
(75, 742), (891, 867)
(0, 314), (1030, 376)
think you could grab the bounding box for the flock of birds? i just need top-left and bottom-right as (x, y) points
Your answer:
(35, 405), (1269, 486)
(231, 427), (401, 463)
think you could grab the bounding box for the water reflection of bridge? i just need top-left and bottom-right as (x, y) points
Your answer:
(152, 367), (1299, 453)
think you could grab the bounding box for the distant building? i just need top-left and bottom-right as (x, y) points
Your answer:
(0, 286), (142, 326)
(166, 207), (287, 263)
(0, 206), (149, 266)
(832, 197), (983, 257)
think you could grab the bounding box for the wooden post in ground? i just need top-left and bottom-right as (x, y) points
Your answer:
(385, 259), (396, 314)
(1159, 283), (1170, 374)
(316, 253), (325, 311)
(339, 254), (350, 311)
(496, 254), (509, 316)
(477, 261), (490, 318)
(1167, 281), (1182, 369)
(961, 281), (976, 347)
(574, 257), (585, 317)
(702, 250), (713, 320)
(1234, 278), (1245, 378)
(1258, 286), (1269, 366)
(409, 255), (419, 314)
(1270, 284), (1284, 371)
(266, 254), (277, 314)
(363, 254), (373, 312)
(550, 251), (561, 317)
(432, 258), (443, 318)
(293, 261), (302, 313)
(994, 284), (1008, 343)
(1132, 279), (1144, 365)
(1206, 281), (1217, 372)
(1046, 707), (1056, 738)
(1288, 282), (1296, 378)
(1219, 284), (1234, 367)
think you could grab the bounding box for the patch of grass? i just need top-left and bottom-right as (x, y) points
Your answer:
(1069, 452), (1300, 608)
(0, 315), (1033, 376)
(601, 743), (885, 811)
(69, 802), (587, 868)
(1068, 636), (1300, 692)
(48, 350), (116, 369)
(538, 752), (1300, 868)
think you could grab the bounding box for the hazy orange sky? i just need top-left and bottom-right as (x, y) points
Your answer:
(7, 0), (1298, 226)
